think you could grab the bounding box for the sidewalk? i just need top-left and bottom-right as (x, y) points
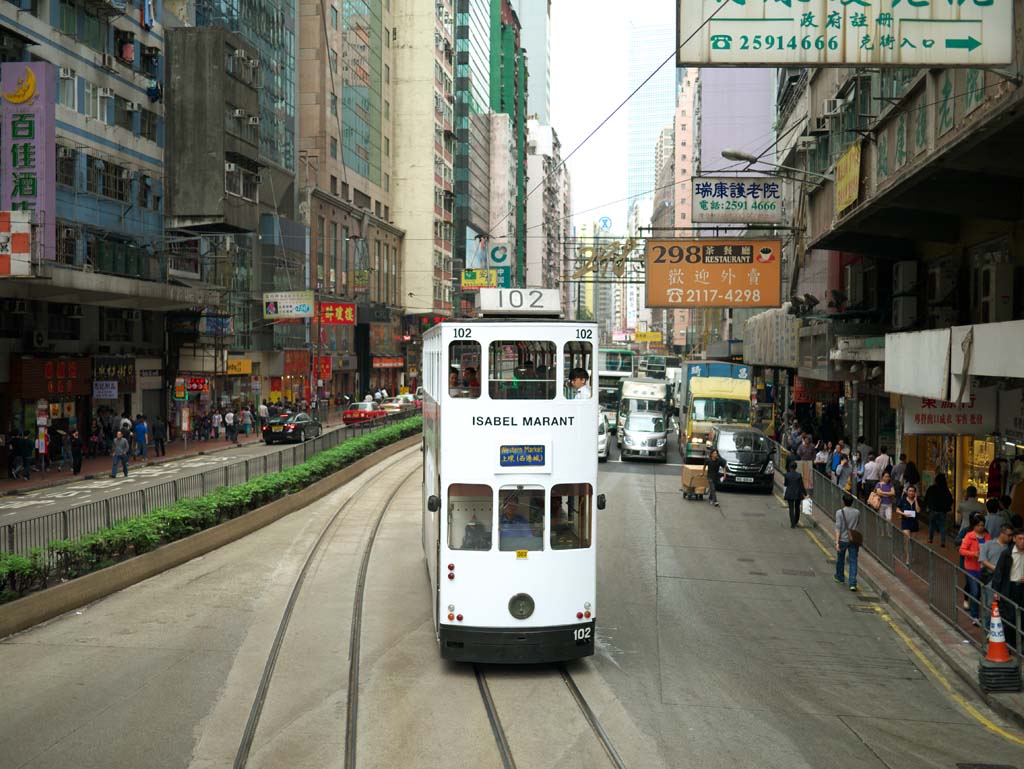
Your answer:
(800, 494), (1024, 731)
(0, 430), (266, 497)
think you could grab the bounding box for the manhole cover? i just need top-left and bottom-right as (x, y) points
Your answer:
(956, 764), (1019, 769)
(737, 557), (754, 563)
(782, 568), (816, 577)
(749, 571), (768, 576)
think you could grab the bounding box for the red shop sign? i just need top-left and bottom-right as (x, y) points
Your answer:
(11, 356), (92, 397)
(284, 349), (310, 376)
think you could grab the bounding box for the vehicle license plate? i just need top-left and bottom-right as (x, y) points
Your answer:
(272, 426), (283, 432)
(736, 476), (753, 483)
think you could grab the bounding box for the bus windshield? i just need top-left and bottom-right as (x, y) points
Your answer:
(621, 397), (667, 415)
(692, 398), (751, 424)
(599, 349), (635, 374)
(598, 378), (621, 410)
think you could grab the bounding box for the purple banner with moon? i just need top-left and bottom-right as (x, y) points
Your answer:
(1, 61), (56, 261)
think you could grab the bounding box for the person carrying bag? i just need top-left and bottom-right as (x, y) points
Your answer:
(834, 493), (862, 591)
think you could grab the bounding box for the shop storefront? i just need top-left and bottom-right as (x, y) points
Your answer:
(92, 356), (136, 417)
(283, 349), (309, 404)
(998, 388), (1024, 517)
(226, 358), (260, 405)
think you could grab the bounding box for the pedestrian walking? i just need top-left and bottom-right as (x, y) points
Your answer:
(241, 406), (253, 436)
(259, 400), (269, 433)
(111, 430), (130, 478)
(835, 454), (854, 494)
(133, 415), (149, 461)
(834, 493), (862, 591)
(797, 436), (816, 462)
(895, 484), (921, 565)
(706, 448), (726, 508)
(924, 472), (954, 547)
(980, 523), (1014, 631)
(850, 451), (865, 499)
(152, 416), (167, 457)
(876, 446), (892, 476)
(862, 452), (881, 499)
(813, 442), (830, 477)
(212, 410), (222, 440)
(891, 453), (908, 498)
(224, 409), (236, 442)
(959, 514), (989, 626)
(783, 460), (807, 529)
(984, 497), (1008, 539)
(875, 471), (896, 534)
(990, 527), (1024, 653)
(70, 429), (84, 476)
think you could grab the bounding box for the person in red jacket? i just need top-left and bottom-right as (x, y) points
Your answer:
(959, 513), (989, 626)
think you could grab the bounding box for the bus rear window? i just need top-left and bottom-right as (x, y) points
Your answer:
(551, 483), (592, 550)
(488, 341), (556, 400)
(448, 483), (492, 550)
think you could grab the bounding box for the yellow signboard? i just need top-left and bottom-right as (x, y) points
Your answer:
(635, 331), (663, 343)
(461, 269), (499, 290)
(645, 239), (782, 309)
(226, 359), (253, 375)
(835, 141), (862, 214)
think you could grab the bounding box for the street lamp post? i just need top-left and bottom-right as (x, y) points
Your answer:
(721, 148), (834, 182)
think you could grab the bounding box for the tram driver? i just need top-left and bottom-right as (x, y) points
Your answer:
(499, 493), (543, 551)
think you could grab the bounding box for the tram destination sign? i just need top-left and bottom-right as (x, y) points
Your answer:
(478, 288), (562, 315)
(500, 445), (546, 467)
(645, 239), (782, 309)
(676, 0), (1013, 67)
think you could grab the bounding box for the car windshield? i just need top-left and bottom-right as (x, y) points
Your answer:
(598, 419), (606, 435)
(352, 403), (376, 410)
(719, 431), (768, 452)
(692, 398), (750, 423)
(626, 414), (665, 433)
(285, 413), (308, 423)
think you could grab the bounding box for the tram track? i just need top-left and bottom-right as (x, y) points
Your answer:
(474, 662), (628, 769)
(230, 450), (419, 769)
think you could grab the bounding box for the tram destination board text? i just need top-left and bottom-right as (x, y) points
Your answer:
(500, 445), (546, 467)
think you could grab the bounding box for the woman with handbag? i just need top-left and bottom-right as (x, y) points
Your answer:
(834, 493), (862, 591)
(895, 485), (922, 566)
(924, 472), (954, 547)
(874, 471), (896, 536)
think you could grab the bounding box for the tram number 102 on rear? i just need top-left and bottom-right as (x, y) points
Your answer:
(574, 626), (592, 644)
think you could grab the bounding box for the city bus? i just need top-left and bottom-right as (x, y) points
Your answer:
(597, 347), (637, 430)
(420, 288), (602, 663)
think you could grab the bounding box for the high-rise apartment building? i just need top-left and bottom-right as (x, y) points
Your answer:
(524, 119), (569, 293)
(672, 68), (698, 352)
(626, 22), (676, 203)
(511, 0), (549, 123)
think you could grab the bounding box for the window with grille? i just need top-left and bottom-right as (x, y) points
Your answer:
(57, 147), (77, 186)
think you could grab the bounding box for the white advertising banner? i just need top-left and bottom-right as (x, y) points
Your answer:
(692, 176), (784, 224)
(902, 387), (997, 435)
(262, 291), (314, 319)
(677, 0), (1013, 67)
(93, 380), (118, 399)
(885, 328), (950, 400)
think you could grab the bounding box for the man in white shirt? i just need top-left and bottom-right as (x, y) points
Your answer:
(258, 400), (269, 432)
(224, 409), (235, 442)
(875, 446), (892, 473)
(862, 453), (881, 497)
(569, 368), (592, 399)
(992, 528), (1024, 650)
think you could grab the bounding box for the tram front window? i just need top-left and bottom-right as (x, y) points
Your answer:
(563, 341), (593, 399)
(498, 486), (545, 551)
(448, 483), (492, 551)
(551, 484), (593, 550)
(488, 341), (556, 400)
(448, 341), (481, 398)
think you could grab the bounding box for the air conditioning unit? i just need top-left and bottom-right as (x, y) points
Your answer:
(120, 169), (133, 180)
(65, 303), (83, 318)
(99, 87), (115, 99)
(123, 309), (141, 321)
(126, 101), (140, 111)
(224, 162), (238, 173)
(795, 136), (818, 153)
(892, 296), (918, 330)
(823, 98), (842, 116)
(234, 48), (247, 58)
(59, 67), (74, 79)
(247, 116), (260, 126)
(100, 53), (116, 70)
(12, 299), (27, 314)
(809, 115), (831, 135)
(893, 260), (918, 295)
(143, 46), (159, 58)
(845, 263), (865, 306)
(232, 108), (246, 118)
(975, 263), (1014, 323)
(31, 330), (48, 349)
(58, 146), (75, 159)
(254, 174), (263, 184)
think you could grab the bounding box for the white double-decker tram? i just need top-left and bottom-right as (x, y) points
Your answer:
(421, 288), (603, 663)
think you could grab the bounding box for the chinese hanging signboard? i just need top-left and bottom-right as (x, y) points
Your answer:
(902, 388), (997, 435)
(0, 210), (33, 276)
(676, 0), (1012, 67)
(645, 239), (782, 309)
(262, 291), (315, 319)
(835, 140), (862, 213)
(283, 350), (310, 376)
(461, 269), (499, 290)
(94, 356), (136, 390)
(691, 176), (784, 224)
(318, 301), (356, 325)
(1, 62), (56, 262)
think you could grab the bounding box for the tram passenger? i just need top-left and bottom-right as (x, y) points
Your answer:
(569, 368), (592, 399)
(463, 367), (481, 396)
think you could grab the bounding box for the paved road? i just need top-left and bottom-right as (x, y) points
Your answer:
(2, 442), (1023, 768)
(0, 427), (344, 525)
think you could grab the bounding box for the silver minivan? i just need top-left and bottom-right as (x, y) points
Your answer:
(619, 412), (668, 462)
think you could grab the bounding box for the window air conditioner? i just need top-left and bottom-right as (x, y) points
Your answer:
(809, 116), (830, 135)
(823, 98), (842, 116)
(126, 101), (140, 112)
(234, 48), (247, 58)
(233, 108), (246, 118)
(32, 330), (48, 348)
(101, 53), (116, 70)
(976, 263), (1013, 323)
(59, 67), (74, 79)
(99, 87), (115, 99)
(225, 162), (238, 173)
(58, 147), (75, 159)
(120, 169), (133, 180)
(892, 297), (918, 330)
(247, 116), (260, 126)
(893, 261), (918, 295)
(795, 136), (818, 153)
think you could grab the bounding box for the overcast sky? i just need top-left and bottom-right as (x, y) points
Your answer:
(550, 0), (675, 237)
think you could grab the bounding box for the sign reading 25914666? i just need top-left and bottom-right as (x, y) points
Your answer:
(677, 0), (1012, 67)
(645, 239), (782, 309)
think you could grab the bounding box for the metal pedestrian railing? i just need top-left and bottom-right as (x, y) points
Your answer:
(0, 411), (418, 559)
(770, 439), (1023, 658)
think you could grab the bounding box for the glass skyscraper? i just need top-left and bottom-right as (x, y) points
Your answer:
(626, 22), (676, 203)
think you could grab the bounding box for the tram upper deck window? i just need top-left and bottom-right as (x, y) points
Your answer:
(550, 483), (593, 550)
(448, 341), (481, 398)
(563, 341), (594, 399)
(498, 486), (545, 551)
(488, 341), (557, 400)
(448, 483), (492, 550)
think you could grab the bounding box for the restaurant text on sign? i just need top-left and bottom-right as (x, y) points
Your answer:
(645, 239), (782, 308)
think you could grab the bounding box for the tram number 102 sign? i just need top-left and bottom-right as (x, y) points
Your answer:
(645, 239), (782, 309)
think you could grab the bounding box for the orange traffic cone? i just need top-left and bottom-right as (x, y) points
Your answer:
(985, 600), (1012, 664)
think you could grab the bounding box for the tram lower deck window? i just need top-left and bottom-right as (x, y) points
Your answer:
(488, 341), (556, 400)
(499, 486), (545, 551)
(551, 484), (593, 550)
(448, 484), (492, 550)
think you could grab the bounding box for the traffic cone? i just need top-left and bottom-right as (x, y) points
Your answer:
(985, 600), (1012, 663)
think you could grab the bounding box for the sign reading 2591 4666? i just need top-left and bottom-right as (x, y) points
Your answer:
(677, 0), (1012, 67)
(645, 239), (782, 309)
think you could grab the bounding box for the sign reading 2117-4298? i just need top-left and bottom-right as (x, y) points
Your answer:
(676, 0), (1012, 67)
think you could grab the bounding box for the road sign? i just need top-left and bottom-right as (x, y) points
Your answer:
(645, 239), (782, 309)
(676, 0), (1013, 67)
(598, 216), (612, 230)
(692, 176), (785, 224)
(635, 331), (663, 343)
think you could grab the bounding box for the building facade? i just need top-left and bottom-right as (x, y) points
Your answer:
(511, 0), (548, 123)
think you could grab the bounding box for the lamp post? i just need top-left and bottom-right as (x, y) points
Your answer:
(721, 148), (834, 182)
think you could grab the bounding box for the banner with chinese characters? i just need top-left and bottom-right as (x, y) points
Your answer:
(461, 269), (499, 290)
(11, 356), (91, 397)
(645, 239), (782, 309)
(372, 357), (404, 369)
(94, 357), (136, 390)
(226, 359), (253, 375)
(1, 62), (56, 261)
(902, 388), (997, 435)
(692, 176), (783, 224)
(262, 291), (314, 319)
(835, 141), (862, 213)
(283, 349), (309, 376)
(318, 302), (356, 325)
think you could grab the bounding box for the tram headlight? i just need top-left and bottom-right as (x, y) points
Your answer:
(508, 593), (535, 620)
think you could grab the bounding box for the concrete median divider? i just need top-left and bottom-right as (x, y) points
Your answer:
(0, 433), (421, 639)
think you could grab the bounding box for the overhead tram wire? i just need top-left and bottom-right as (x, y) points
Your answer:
(486, 1), (732, 238)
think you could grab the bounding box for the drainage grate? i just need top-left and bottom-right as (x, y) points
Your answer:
(956, 764), (1019, 769)
(749, 571), (769, 576)
(782, 568), (816, 577)
(848, 605), (878, 613)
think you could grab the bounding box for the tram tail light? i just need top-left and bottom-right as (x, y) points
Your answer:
(584, 611), (591, 619)
(448, 613), (455, 621)
(456, 614), (463, 622)
(447, 563), (455, 580)
(576, 612), (584, 620)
